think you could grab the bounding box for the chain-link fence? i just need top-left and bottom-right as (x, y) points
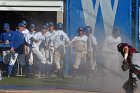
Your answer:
(132, 0), (139, 48)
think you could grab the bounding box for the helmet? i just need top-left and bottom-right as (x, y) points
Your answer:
(3, 23), (10, 30)
(78, 26), (84, 32)
(30, 24), (35, 28)
(18, 23), (24, 27)
(45, 22), (49, 28)
(57, 22), (63, 30)
(84, 26), (92, 33)
(49, 22), (54, 27)
(117, 43), (123, 49)
(22, 20), (27, 25)
(117, 43), (124, 52)
(41, 25), (47, 29)
(121, 60), (129, 71)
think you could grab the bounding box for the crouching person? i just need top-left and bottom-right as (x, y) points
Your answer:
(117, 43), (140, 93)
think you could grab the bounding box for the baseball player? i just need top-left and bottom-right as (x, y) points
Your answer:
(42, 22), (51, 63)
(25, 24), (36, 77)
(31, 25), (47, 78)
(101, 28), (122, 90)
(117, 43), (140, 93)
(52, 22), (70, 79)
(1, 23), (15, 64)
(21, 20), (29, 37)
(102, 28), (121, 72)
(8, 23), (27, 77)
(21, 20), (30, 76)
(85, 26), (97, 80)
(40, 22), (51, 77)
(71, 26), (87, 79)
(0, 23), (15, 77)
(47, 22), (56, 65)
(45, 22), (57, 76)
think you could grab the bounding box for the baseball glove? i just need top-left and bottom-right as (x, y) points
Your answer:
(121, 60), (129, 71)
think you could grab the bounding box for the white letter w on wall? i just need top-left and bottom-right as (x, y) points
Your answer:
(81, 0), (118, 36)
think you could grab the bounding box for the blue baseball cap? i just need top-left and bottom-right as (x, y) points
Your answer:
(3, 23), (10, 30)
(84, 26), (92, 33)
(18, 23), (24, 27)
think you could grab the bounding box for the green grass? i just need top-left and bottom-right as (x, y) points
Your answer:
(0, 76), (99, 92)
(0, 76), (83, 86)
(0, 77), (68, 86)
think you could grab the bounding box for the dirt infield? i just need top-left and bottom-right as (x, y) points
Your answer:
(0, 90), (106, 93)
(1, 89), (140, 93)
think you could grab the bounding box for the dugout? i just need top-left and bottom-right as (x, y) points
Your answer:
(0, 0), (65, 76)
(0, 0), (64, 32)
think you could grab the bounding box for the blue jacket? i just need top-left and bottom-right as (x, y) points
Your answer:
(12, 31), (25, 54)
(0, 30), (15, 48)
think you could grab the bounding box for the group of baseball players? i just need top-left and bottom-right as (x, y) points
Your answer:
(0, 20), (99, 80)
(0, 20), (68, 79)
(1, 19), (139, 82)
(71, 26), (97, 80)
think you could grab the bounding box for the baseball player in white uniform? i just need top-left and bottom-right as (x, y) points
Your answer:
(21, 20), (29, 37)
(71, 26), (87, 79)
(103, 28), (122, 72)
(20, 20), (30, 76)
(31, 25), (47, 78)
(44, 22), (58, 77)
(25, 24), (36, 77)
(52, 22), (70, 79)
(40, 22), (51, 77)
(43, 22), (51, 64)
(85, 26), (97, 80)
(101, 28), (122, 90)
(46, 22), (56, 65)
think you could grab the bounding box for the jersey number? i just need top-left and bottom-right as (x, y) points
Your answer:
(60, 35), (64, 41)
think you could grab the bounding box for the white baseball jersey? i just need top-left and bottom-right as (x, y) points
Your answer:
(22, 28), (29, 37)
(32, 32), (47, 64)
(45, 31), (51, 39)
(72, 35), (87, 69)
(44, 31), (51, 46)
(87, 34), (97, 52)
(47, 30), (58, 48)
(72, 35), (87, 52)
(53, 30), (70, 49)
(32, 32), (45, 48)
(25, 31), (36, 46)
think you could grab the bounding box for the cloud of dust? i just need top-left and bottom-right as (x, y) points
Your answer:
(64, 28), (134, 93)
